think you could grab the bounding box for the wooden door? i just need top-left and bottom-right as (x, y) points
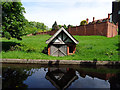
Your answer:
(50, 45), (58, 56)
(50, 45), (67, 56)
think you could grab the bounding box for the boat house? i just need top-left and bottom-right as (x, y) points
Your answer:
(46, 27), (79, 56)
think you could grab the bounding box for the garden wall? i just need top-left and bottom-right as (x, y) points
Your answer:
(107, 22), (118, 37)
(36, 31), (48, 35)
(36, 22), (118, 37)
(67, 22), (118, 37)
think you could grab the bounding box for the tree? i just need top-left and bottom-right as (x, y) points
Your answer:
(2, 2), (26, 40)
(63, 24), (67, 29)
(58, 25), (62, 28)
(58, 24), (67, 29)
(52, 21), (60, 31)
(23, 21), (49, 35)
(80, 20), (87, 26)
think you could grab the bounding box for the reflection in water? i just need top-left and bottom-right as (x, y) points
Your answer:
(109, 72), (120, 89)
(2, 67), (29, 88)
(45, 67), (78, 90)
(2, 64), (120, 89)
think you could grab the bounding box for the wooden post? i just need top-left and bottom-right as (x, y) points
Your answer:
(73, 45), (76, 54)
(48, 46), (50, 55)
(67, 46), (69, 55)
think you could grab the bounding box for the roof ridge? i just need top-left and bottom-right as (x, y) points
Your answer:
(46, 27), (79, 44)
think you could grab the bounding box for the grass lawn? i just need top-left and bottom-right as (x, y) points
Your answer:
(0, 35), (119, 61)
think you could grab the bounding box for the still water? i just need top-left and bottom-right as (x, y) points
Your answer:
(2, 64), (120, 89)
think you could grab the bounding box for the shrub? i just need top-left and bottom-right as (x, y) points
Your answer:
(80, 20), (87, 26)
(4, 32), (11, 40)
(33, 31), (38, 35)
(96, 20), (101, 24)
(10, 45), (21, 51)
(102, 19), (107, 22)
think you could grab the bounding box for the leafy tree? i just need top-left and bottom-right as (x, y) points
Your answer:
(58, 24), (67, 29)
(63, 24), (67, 29)
(2, 2), (26, 40)
(52, 21), (60, 31)
(58, 25), (62, 28)
(24, 21), (49, 35)
(80, 20), (87, 26)
(37, 22), (47, 31)
(96, 20), (101, 24)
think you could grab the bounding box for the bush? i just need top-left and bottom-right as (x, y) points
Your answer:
(32, 31), (38, 35)
(96, 20), (101, 24)
(10, 45), (21, 51)
(80, 20), (87, 26)
(102, 19), (107, 22)
(4, 32), (11, 40)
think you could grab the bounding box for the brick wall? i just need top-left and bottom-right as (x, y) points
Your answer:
(86, 24), (95, 35)
(107, 22), (118, 37)
(95, 22), (108, 36)
(36, 31), (48, 35)
(36, 22), (118, 37)
(67, 22), (118, 37)
(47, 30), (58, 35)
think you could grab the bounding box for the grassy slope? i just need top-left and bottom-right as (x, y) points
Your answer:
(1, 35), (119, 61)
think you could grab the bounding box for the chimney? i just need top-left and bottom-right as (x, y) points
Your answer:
(93, 17), (95, 22)
(86, 18), (89, 24)
(108, 13), (111, 20)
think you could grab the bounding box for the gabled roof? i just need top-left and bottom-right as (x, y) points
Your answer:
(46, 27), (79, 44)
(45, 68), (78, 89)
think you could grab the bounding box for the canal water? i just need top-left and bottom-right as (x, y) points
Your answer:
(2, 64), (120, 89)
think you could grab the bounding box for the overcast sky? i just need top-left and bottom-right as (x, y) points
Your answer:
(21, 0), (115, 28)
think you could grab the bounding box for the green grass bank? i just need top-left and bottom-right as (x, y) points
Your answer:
(1, 35), (119, 61)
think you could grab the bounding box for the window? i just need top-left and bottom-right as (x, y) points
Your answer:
(69, 46), (73, 53)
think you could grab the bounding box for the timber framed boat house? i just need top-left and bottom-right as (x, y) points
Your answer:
(46, 27), (79, 56)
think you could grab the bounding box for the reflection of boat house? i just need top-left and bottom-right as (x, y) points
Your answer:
(46, 27), (79, 56)
(45, 67), (78, 90)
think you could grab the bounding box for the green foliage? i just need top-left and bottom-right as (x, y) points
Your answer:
(32, 31), (38, 35)
(102, 19), (106, 22)
(24, 26), (37, 35)
(58, 25), (62, 28)
(58, 24), (67, 30)
(80, 20), (87, 25)
(96, 20), (101, 24)
(52, 21), (60, 30)
(117, 28), (119, 32)
(1, 35), (119, 61)
(63, 24), (67, 29)
(27, 21), (48, 31)
(2, 2), (26, 40)
(4, 32), (11, 40)
(24, 21), (49, 35)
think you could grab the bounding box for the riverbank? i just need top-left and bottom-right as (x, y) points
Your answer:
(1, 59), (120, 66)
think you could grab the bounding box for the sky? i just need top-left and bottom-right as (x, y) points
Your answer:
(21, 0), (115, 28)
